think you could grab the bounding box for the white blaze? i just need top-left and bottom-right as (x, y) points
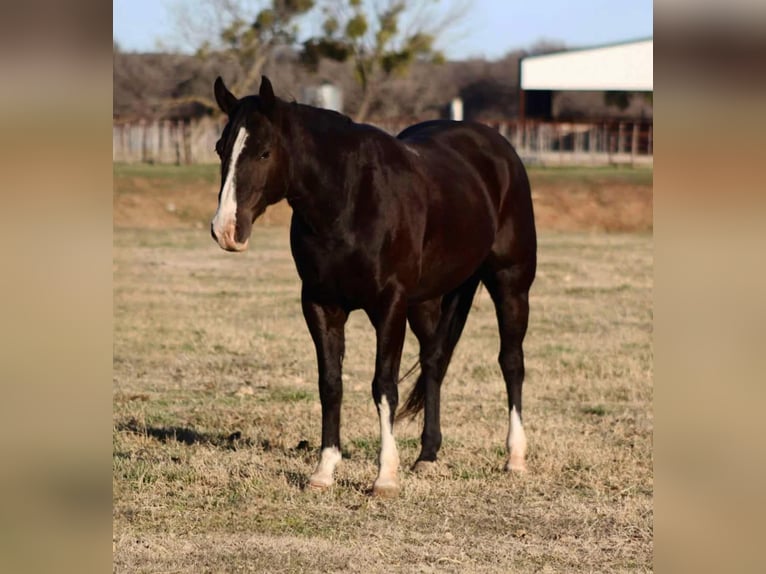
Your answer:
(374, 396), (400, 489)
(211, 126), (249, 238)
(309, 447), (341, 489)
(506, 406), (527, 472)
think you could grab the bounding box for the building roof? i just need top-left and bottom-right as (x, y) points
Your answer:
(520, 38), (653, 92)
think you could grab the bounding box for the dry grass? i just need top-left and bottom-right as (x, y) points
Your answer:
(113, 224), (653, 573)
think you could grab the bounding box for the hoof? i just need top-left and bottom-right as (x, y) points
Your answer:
(307, 475), (333, 490)
(372, 481), (400, 498)
(504, 458), (527, 474)
(411, 460), (438, 474)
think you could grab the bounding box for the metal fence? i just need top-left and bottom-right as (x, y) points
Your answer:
(114, 116), (652, 167)
(113, 116), (224, 165)
(495, 119), (653, 167)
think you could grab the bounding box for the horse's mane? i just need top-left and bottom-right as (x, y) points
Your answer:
(287, 100), (355, 131)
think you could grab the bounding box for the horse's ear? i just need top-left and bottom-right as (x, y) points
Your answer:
(259, 75), (276, 116)
(214, 76), (238, 115)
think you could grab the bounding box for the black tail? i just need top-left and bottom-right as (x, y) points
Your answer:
(397, 359), (421, 385)
(396, 274), (481, 421)
(397, 371), (428, 422)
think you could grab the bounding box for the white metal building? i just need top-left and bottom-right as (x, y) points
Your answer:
(519, 38), (653, 121)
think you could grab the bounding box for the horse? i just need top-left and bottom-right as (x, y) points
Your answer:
(210, 76), (537, 497)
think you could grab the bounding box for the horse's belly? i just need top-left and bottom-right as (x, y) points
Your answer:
(411, 231), (494, 300)
(293, 236), (403, 309)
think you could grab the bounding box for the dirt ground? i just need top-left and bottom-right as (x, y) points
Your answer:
(530, 184), (652, 232)
(113, 164), (652, 233)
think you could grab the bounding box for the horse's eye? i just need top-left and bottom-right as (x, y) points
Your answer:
(259, 151), (270, 160)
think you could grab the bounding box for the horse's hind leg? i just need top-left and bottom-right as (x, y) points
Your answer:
(403, 275), (481, 471)
(481, 264), (533, 473)
(404, 299), (441, 470)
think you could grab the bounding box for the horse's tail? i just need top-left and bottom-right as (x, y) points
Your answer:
(397, 360), (421, 385)
(396, 274), (481, 422)
(396, 368), (428, 422)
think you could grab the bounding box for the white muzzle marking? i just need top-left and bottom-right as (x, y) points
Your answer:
(212, 126), (249, 251)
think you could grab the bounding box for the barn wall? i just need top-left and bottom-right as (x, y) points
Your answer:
(521, 40), (653, 92)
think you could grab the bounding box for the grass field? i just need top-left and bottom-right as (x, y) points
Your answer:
(112, 162), (653, 186)
(113, 218), (653, 571)
(113, 162), (653, 233)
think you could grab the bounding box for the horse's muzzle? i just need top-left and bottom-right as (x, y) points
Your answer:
(211, 222), (249, 252)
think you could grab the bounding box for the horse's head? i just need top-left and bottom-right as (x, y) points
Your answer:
(210, 76), (285, 252)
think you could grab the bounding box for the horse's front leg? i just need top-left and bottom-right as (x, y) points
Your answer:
(367, 285), (408, 497)
(302, 290), (348, 489)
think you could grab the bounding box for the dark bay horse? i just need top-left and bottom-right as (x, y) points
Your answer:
(210, 76), (536, 497)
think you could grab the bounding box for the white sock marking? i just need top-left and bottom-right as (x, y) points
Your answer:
(309, 446), (341, 488)
(374, 396), (400, 489)
(507, 406), (527, 471)
(211, 126), (248, 240)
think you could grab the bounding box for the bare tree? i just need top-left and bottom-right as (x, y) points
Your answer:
(167, 0), (314, 111)
(301, 0), (466, 122)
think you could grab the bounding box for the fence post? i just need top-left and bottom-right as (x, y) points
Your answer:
(123, 123), (130, 163)
(524, 122), (530, 154)
(158, 120), (166, 164)
(617, 122), (625, 156)
(189, 119), (197, 163)
(166, 120), (173, 164)
(574, 128), (582, 155)
(558, 125), (563, 165)
(124, 124), (131, 163)
(156, 121), (163, 164)
(175, 121), (183, 165)
(181, 120), (192, 165)
(112, 126), (122, 161)
(606, 123), (613, 164)
(631, 122), (639, 166)
(153, 121), (160, 163)
(138, 120), (149, 163)
(536, 123), (543, 155)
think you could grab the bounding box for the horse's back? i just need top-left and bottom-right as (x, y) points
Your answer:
(396, 120), (530, 210)
(397, 120), (509, 153)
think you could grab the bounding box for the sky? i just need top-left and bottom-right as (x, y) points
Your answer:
(114, 0), (653, 60)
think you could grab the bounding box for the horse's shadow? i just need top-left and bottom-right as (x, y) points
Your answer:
(116, 419), (256, 450)
(280, 471), (368, 494)
(282, 470), (309, 490)
(117, 419), (374, 493)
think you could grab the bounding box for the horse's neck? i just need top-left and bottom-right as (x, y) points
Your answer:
(282, 104), (352, 236)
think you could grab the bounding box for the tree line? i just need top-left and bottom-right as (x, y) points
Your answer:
(114, 0), (649, 123)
